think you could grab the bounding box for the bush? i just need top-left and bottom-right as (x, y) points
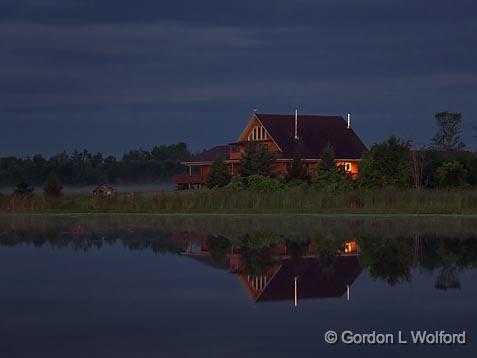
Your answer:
(226, 176), (246, 192)
(206, 156), (231, 188)
(315, 170), (354, 193)
(239, 143), (276, 177)
(14, 181), (34, 197)
(285, 151), (309, 182)
(43, 172), (63, 199)
(358, 136), (412, 188)
(246, 175), (286, 191)
(436, 161), (467, 187)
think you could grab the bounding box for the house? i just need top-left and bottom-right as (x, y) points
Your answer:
(174, 111), (367, 188)
(92, 184), (114, 197)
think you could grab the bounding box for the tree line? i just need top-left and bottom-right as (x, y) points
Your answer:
(0, 142), (191, 187)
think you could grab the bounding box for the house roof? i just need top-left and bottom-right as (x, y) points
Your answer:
(254, 255), (362, 302)
(183, 113), (368, 164)
(255, 113), (367, 159)
(93, 184), (114, 193)
(187, 145), (229, 163)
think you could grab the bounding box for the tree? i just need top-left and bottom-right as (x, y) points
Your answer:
(358, 136), (412, 188)
(206, 156), (231, 188)
(14, 181), (34, 197)
(239, 143), (276, 177)
(319, 143), (336, 171)
(315, 143), (353, 192)
(43, 172), (63, 199)
(285, 151), (309, 182)
(431, 112), (465, 151)
(436, 161), (467, 187)
(410, 150), (424, 190)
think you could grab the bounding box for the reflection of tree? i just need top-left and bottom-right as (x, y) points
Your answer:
(435, 266), (461, 290)
(240, 246), (275, 276)
(206, 235), (231, 266)
(315, 235), (341, 274)
(358, 236), (413, 286)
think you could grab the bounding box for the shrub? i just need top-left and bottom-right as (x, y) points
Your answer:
(206, 156), (231, 188)
(247, 175), (286, 191)
(43, 172), (63, 199)
(285, 151), (309, 182)
(14, 181), (34, 197)
(436, 161), (467, 187)
(239, 143), (276, 177)
(226, 176), (246, 192)
(358, 136), (412, 188)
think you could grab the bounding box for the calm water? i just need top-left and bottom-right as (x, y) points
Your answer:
(0, 214), (476, 358)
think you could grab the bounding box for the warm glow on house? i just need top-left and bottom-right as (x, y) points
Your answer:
(174, 112), (367, 188)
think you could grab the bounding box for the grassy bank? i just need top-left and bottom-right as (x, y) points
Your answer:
(1, 187), (477, 214)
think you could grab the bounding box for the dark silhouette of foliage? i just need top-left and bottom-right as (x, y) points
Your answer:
(0, 142), (191, 186)
(431, 112), (465, 151)
(358, 136), (412, 188)
(315, 144), (353, 192)
(43, 172), (63, 199)
(319, 143), (336, 171)
(239, 143), (276, 177)
(206, 157), (231, 188)
(436, 161), (467, 187)
(13, 181), (34, 197)
(285, 151), (309, 182)
(206, 235), (231, 266)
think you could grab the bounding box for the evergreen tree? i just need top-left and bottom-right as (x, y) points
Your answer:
(239, 143), (276, 177)
(285, 151), (309, 182)
(316, 143), (353, 191)
(319, 143), (336, 171)
(43, 172), (63, 199)
(206, 157), (231, 188)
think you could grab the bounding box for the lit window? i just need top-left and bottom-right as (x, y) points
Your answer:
(337, 162), (352, 172)
(248, 126), (269, 141)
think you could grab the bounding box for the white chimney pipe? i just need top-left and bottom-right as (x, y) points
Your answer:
(347, 113), (351, 129)
(294, 109), (299, 140)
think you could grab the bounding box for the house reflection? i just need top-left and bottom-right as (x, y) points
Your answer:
(175, 232), (362, 304)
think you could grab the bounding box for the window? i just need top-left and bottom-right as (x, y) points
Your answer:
(248, 126), (269, 141)
(337, 162), (352, 172)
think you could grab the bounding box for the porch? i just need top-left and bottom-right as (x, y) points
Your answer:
(172, 175), (205, 190)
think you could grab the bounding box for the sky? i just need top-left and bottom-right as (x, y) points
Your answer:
(1, 0), (476, 157)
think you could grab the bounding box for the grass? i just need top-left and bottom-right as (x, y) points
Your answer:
(1, 186), (477, 214)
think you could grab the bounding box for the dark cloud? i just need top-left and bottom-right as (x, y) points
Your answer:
(1, 0), (476, 156)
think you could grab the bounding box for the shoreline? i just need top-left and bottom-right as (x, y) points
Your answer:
(2, 212), (477, 218)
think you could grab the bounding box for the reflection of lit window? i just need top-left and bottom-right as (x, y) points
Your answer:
(343, 162), (352, 172)
(248, 126), (269, 141)
(344, 242), (353, 253)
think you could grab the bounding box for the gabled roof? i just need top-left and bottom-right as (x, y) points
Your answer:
(187, 145), (229, 162)
(253, 255), (362, 302)
(255, 113), (367, 159)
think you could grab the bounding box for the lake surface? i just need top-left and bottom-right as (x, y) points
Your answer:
(0, 214), (476, 358)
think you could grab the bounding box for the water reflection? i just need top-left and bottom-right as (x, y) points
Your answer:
(180, 233), (362, 304)
(1, 215), (476, 297)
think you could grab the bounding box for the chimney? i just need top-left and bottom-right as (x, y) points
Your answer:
(347, 113), (351, 129)
(294, 109), (299, 140)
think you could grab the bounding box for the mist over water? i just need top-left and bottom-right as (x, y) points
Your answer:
(0, 181), (175, 194)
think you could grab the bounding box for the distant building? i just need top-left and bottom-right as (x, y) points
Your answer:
(174, 111), (367, 189)
(93, 184), (114, 197)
